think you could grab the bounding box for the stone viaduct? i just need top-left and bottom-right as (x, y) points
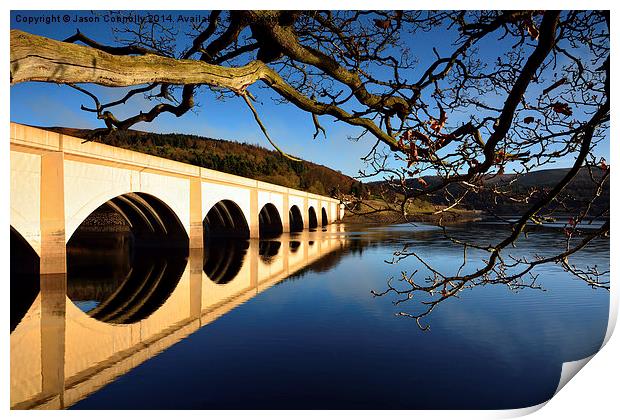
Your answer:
(10, 122), (349, 409)
(10, 123), (345, 275)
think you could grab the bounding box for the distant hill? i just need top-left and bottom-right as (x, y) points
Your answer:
(368, 167), (610, 216)
(41, 126), (357, 196)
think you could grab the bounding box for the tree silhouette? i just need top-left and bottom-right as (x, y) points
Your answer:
(10, 10), (609, 327)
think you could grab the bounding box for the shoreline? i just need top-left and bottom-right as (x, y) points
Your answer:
(341, 209), (484, 226)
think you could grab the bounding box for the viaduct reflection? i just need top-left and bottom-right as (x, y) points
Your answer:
(66, 249), (188, 325)
(11, 210), (442, 410)
(10, 225), (352, 410)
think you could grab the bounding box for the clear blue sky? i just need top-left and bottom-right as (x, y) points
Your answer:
(10, 10), (609, 178)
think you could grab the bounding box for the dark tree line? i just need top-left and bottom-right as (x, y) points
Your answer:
(48, 127), (356, 195)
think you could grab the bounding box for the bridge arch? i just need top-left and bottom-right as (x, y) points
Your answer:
(10, 227), (40, 332)
(308, 206), (318, 229)
(204, 200), (250, 239)
(259, 203), (283, 238)
(66, 192), (189, 250)
(63, 165), (191, 244)
(10, 210), (40, 257)
(289, 205), (304, 232)
(321, 207), (328, 226)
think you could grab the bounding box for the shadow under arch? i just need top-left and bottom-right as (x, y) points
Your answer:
(67, 192), (189, 250)
(289, 205), (304, 232)
(204, 200), (250, 239)
(321, 207), (328, 226)
(66, 192), (189, 324)
(259, 203), (283, 238)
(10, 227), (40, 332)
(308, 207), (318, 229)
(203, 239), (248, 284)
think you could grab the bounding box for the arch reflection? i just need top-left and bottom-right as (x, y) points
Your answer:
(259, 240), (281, 263)
(11, 229), (350, 410)
(68, 251), (188, 324)
(290, 241), (301, 253)
(10, 227), (40, 332)
(203, 239), (248, 284)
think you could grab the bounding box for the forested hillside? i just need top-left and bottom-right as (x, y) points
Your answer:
(368, 167), (609, 217)
(43, 126), (357, 196)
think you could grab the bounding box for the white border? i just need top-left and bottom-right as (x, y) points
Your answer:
(3, 1), (617, 418)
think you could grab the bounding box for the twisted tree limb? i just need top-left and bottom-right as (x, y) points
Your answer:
(10, 29), (403, 151)
(10, 29), (265, 89)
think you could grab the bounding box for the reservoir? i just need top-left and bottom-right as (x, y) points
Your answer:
(10, 222), (609, 409)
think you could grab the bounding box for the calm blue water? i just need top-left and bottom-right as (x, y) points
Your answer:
(62, 222), (609, 410)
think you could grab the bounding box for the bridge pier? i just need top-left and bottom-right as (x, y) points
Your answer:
(40, 151), (66, 275)
(303, 196), (310, 229)
(282, 194), (290, 233)
(189, 178), (203, 249)
(249, 189), (259, 239)
(249, 240), (259, 289)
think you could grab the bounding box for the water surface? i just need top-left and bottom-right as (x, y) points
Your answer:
(10, 223), (609, 409)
